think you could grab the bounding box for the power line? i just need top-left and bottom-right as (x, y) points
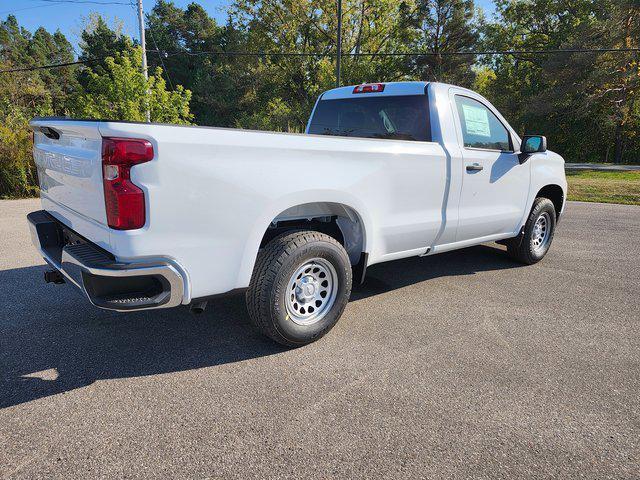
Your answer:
(30, 0), (132, 4)
(2, 47), (639, 74)
(355, 47), (640, 56)
(1, 0), (131, 16)
(0, 58), (102, 73)
(0, 3), (60, 15)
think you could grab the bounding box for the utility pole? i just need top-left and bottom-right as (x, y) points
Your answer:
(136, 0), (150, 122)
(336, 0), (342, 88)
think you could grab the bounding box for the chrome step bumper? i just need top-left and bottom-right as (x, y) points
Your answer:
(27, 210), (185, 311)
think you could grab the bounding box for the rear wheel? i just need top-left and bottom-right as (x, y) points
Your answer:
(246, 230), (352, 347)
(506, 197), (557, 264)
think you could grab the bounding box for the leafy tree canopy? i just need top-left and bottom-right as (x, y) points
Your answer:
(73, 47), (192, 124)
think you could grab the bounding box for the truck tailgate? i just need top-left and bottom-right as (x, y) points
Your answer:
(30, 119), (109, 242)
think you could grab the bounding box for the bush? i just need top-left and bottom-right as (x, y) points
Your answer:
(0, 110), (38, 198)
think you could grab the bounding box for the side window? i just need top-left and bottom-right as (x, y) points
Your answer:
(454, 95), (511, 151)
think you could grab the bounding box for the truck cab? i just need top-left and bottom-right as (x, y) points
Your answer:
(306, 82), (564, 252)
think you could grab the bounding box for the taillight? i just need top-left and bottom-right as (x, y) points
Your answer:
(101, 137), (154, 230)
(353, 83), (385, 94)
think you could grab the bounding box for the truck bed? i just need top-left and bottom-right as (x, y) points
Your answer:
(31, 117), (449, 301)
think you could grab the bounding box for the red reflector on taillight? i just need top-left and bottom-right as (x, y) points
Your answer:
(353, 83), (385, 94)
(102, 137), (153, 230)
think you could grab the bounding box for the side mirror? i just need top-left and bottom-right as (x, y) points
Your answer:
(518, 135), (547, 164)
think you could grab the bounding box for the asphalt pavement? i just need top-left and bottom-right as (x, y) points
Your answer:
(1, 199), (639, 479)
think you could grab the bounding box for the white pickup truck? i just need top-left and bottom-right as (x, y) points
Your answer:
(28, 81), (567, 346)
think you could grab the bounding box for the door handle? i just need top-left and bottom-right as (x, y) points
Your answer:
(466, 163), (483, 172)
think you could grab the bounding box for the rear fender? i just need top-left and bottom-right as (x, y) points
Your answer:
(235, 190), (373, 288)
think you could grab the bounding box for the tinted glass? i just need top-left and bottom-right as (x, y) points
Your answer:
(455, 95), (511, 151)
(308, 95), (431, 142)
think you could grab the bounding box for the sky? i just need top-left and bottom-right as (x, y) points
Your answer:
(0, 0), (496, 55)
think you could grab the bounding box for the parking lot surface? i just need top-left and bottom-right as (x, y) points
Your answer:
(1, 199), (639, 479)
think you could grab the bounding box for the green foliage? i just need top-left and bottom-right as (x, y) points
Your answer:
(0, 14), (194, 196)
(0, 109), (38, 198)
(472, 67), (496, 97)
(77, 14), (133, 90)
(79, 13), (132, 64)
(146, 1), (242, 127)
(403, 0), (481, 86)
(30, 27), (79, 114)
(0, 15), (56, 197)
(481, 0), (640, 163)
(236, 97), (300, 132)
(72, 47), (192, 124)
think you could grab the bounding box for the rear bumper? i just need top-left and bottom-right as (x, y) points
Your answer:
(27, 210), (185, 312)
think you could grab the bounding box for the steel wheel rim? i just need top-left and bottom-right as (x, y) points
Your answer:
(532, 212), (551, 253)
(285, 258), (338, 326)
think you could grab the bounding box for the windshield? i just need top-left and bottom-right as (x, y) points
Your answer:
(308, 94), (431, 142)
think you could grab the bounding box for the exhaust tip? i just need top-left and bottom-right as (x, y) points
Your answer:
(189, 300), (208, 314)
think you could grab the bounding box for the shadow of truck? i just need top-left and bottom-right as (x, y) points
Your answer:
(0, 243), (521, 408)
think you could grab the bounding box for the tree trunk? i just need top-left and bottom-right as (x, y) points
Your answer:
(614, 123), (625, 164)
(354, 1), (365, 55)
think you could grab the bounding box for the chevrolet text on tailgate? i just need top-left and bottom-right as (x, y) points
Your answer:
(28, 82), (567, 347)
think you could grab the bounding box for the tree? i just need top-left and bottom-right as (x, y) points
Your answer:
(0, 15), (32, 67)
(403, 0), (481, 86)
(481, 0), (640, 163)
(228, 0), (418, 131)
(79, 13), (131, 63)
(229, 0), (336, 130)
(30, 28), (78, 114)
(0, 105), (39, 198)
(72, 47), (193, 124)
(581, 0), (640, 163)
(146, 1), (241, 126)
(145, 0), (480, 132)
(0, 62), (52, 197)
(2, 0), (639, 199)
(0, 14), (197, 197)
(0, 15), (55, 197)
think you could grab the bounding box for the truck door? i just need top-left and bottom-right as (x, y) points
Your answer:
(451, 93), (530, 241)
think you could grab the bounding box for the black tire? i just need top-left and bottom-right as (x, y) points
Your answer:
(246, 230), (352, 347)
(506, 197), (557, 264)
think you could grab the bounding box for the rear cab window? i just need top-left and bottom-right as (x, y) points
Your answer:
(308, 94), (432, 142)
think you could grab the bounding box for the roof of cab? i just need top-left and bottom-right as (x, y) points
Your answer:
(321, 81), (430, 100)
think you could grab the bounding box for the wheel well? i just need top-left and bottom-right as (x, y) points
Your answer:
(260, 202), (365, 266)
(536, 184), (564, 218)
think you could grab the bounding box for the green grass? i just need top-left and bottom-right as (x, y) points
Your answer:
(566, 170), (640, 205)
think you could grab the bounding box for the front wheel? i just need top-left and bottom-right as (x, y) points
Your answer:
(506, 197), (557, 264)
(246, 230), (352, 347)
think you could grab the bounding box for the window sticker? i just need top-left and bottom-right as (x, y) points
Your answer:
(462, 104), (491, 137)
